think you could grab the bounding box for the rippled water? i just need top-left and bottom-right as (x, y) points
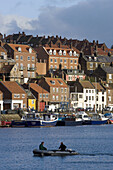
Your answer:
(0, 125), (113, 170)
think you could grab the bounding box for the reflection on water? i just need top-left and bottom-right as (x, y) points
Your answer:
(0, 125), (113, 170)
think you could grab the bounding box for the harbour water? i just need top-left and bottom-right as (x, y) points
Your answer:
(0, 125), (113, 170)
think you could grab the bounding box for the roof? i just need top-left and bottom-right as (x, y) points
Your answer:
(84, 55), (113, 63)
(0, 81), (26, 93)
(92, 82), (105, 91)
(44, 77), (68, 87)
(0, 65), (14, 73)
(80, 81), (95, 89)
(44, 47), (79, 58)
(102, 66), (113, 74)
(30, 83), (49, 93)
(7, 43), (35, 53)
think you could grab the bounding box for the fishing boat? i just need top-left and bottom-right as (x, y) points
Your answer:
(11, 112), (58, 127)
(57, 114), (83, 126)
(91, 113), (108, 125)
(76, 112), (91, 125)
(33, 149), (79, 156)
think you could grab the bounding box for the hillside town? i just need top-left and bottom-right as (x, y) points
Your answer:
(0, 32), (113, 114)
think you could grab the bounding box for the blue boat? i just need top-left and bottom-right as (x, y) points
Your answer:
(91, 114), (108, 125)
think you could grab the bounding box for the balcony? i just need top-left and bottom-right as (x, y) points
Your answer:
(27, 67), (36, 71)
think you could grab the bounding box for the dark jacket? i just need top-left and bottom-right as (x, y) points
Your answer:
(39, 144), (47, 150)
(59, 143), (66, 151)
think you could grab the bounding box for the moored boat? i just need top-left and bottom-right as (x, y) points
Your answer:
(91, 113), (108, 125)
(33, 149), (79, 156)
(11, 112), (58, 127)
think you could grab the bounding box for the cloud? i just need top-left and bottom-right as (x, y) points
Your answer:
(0, 0), (113, 47)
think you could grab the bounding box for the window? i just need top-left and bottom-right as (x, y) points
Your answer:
(96, 96), (98, 101)
(50, 80), (55, 85)
(92, 96), (94, 100)
(14, 94), (20, 98)
(70, 66), (73, 69)
(20, 56), (23, 60)
(27, 64), (30, 70)
(64, 95), (67, 101)
(46, 94), (48, 98)
(74, 60), (77, 63)
(64, 66), (67, 69)
(56, 95), (58, 100)
(109, 74), (112, 79)
(50, 65), (53, 69)
(89, 90), (91, 93)
(61, 95), (63, 101)
(79, 94), (83, 98)
(58, 80), (63, 85)
(64, 59), (67, 63)
(61, 88), (63, 93)
(28, 72), (30, 77)
(28, 56), (30, 60)
(43, 94), (45, 98)
(90, 63), (93, 68)
(86, 90), (88, 93)
(54, 59), (57, 63)
(102, 96), (104, 102)
(32, 100), (34, 104)
(63, 50), (66, 56)
(53, 50), (56, 55)
(22, 94), (25, 98)
(53, 95), (55, 100)
(32, 72), (35, 77)
(50, 59), (53, 63)
(16, 55), (19, 60)
(40, 94), (42, 98)
(56, 88), (58, 93)
(108, 96), (111, 101)
(89, 96), (91, 100)
(53, 88), (55, 93)
(55, 65), (57, 69)
(32, 56), (34, 61)
(60, 59), (62, 63)
(65, 88), (67, 93)
(86, 96), (88, 101)
(108, 90), (110, 94)
(70, 60), (73, 64)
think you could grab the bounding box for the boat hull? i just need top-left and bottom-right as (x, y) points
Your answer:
(64, 120), (83, 126)
(91, 120), (108, 125)
(33, 149), (79, 156)
(11, 120), (58, 127)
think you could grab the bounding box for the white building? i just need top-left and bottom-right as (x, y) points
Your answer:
(69, 80), (106, 111)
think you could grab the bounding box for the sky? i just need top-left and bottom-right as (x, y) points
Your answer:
(0, 0), (113, 48)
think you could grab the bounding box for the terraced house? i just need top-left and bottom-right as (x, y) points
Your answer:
(38, 77), (69, 110)
(35, 46), (80, 75)
(3, 43), (37, 83)
(0, 81), (27, 110)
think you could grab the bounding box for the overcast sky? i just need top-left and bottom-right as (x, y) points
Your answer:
(0, 0), (113, 47)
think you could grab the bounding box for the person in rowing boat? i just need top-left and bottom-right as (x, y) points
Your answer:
(39, 142), (47, 150)
(59, 142), (67, 151)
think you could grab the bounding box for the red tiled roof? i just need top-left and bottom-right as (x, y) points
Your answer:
(45, 77), (68, 87)
(7, 43), (35, 53)
(0, 81), (26, 93)
(44, 47), (79, 58)
(30, 83), (49, 93)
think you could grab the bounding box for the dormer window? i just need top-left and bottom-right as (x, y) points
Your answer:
(29, 48), (32, 53)
(53, 50), (56, 55)
(73, 51), (76, 56)
(89, 56), (91, 61)
(69, 51), (72, 56)
(59, 50), (62, 55)
(63, 50), (66, 56)
(49, 49), (52, 55)
(58, 80), (63, 85)
(18, 47), (21, 52)
(50, 80), (55, 85)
